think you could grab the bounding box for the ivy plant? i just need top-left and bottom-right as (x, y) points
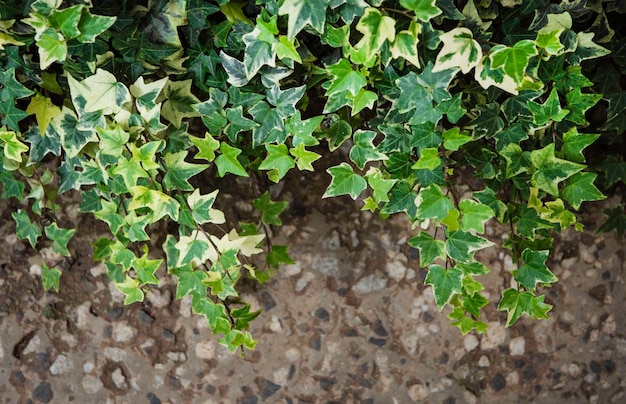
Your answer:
(1, 0), (625, 352)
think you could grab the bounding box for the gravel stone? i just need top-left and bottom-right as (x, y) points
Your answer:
(481, 322), (506, 350)
(33, 381), (53, 403)
(588, 284), (607, 302)
(195, 340), (215, 360)
(49, 354), (74, 375)
(313, 254), (340, 277)
(147, 392), (161, 404)
(386, 256), (407, 282)
(408, 383), (430, 401)
(112, 322), (136, 343)
(491, 373), (506, 391)
(352, 273), (387, 294)
(103, 347), (126, 362)
(509, 336), (525, 356)
(149, 288), (172, 309)
(295, 272), (315, 293)
(463, 334), (479, 351)
(112, 367), (127, 389)
(478, 355), (491, 367)
(256, 377), (281, 400)
(22, 334), (41, 356)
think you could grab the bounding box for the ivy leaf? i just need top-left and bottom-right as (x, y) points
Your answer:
(267, 85), (306, 119)
(97, 125), (129, 156)
(12, 210), (41, 248)
(286, 112), (322, 146)
(598, 205), (626, 235)
(188, 189), (224, 225)
(0, 67), (34, 101)
(80, 69), (131, 115)
(275, 35), (302, 63)
(499, 143), (532, 178)
(472, 103), (505, 139)
(459, 199), (494, 233)
(442, 127), (471, 151)
(489, 40), (538, 84)
(191, 293), (229, 330)
(161, 79), (201, 128)
(242, 27), (276, 79)
(498, 288), (552, 327)
(513, 249), (557, 291)
(290, 143), (321, 171)
(380, 181), (418, 217)
(49, 5), (83, 39)
(128, 185), (180, 223)
(408, 231), (446, 266)
(528, 88), (569, 126)
(259, 143), (295, 182)
(354, 7), (396, 56)
(391, 20), (421, 67)
(0, 129), (29, 162)
(44, 223), (75, 257)
(215, 143), (248, 177)
(132, 252), (161, 285)
(445, 230), (494, 263)
(365, 167), (397, 203)
(0, 171), (25, 199)
(412, 147), (440, 170)
(425, 264), (462, 310)
(190, 132), (220, 162)
(416, 184), (453, 220)
(162, 151), (209, 191)
(115, 275), (144, 305)
(433, 27), (481, 74)
(561, 128), (599, 163)
(400, 0), (442, 22)
(253, 191), (288, 226)
(566, 31), (610, 65)
(562, 172), (606, 210)
(37, 30), (67, 70)
(94, 199), (124, 234)
(24, 93), (60, 139)
(515, 205), (553, 238)
(75, 9), (116, 43)
(324, 58), (367, 98)
(224, 106), (258, 142)
(0, 100), (29, 131)
(175, 233), (216, 268)
(278, 0), (330, 39)
(564, 87), (602, 125)
(530, 143), (585, 196)
(323, 163), (367, 200)
(130, 76), (168, 110)
(349, 130), (387, 169)
(448, 307), (488, 334)
(125, 212), (151, 242)
(40, 261), (62, 292)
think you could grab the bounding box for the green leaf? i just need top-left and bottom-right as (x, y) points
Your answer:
(400, 0), (442, 22)
(498, 288), (552, 327)
(365, 167), (397, 203)
(224, 106), (258, 142)
(324, 58), (367, 98)
(125, 212), (151, 242)
(130, 76), (169, 110)
(513, 249), (557, 291)
(416, 184), (453, 220)
(190, 132), (220, 162)
(289, 143), (321, 171)
(381, 181), (418, 217)
(267, 244), (295, 269)
(40, 261), (62, 292)
(353, 7), (396, 56)
(49, 5), (83, 39)
(94, 199), (124, 234)
(111, 156), (149, 189)
(132, 252), (161, 285)
(408, 231), (446, 266)
(530, 143), (585, 196)
(278, 0), (330, 39)
(215, 143), (248, 177)
(37, 30), (67, 70)
(161, 79), (201, 128)
(391, 20), (421, 67)
(188, 189), (224, 225)
(489, 40), (538, 85)
(115, 275), (144, 305)
(412, 147), (440, 170)
(561, 128), (599, 163)
(459, 199), (494, 233)
(242, 27), (276, 79)
(12, 210), (41, 248)
(286, 112), (322, 146)
(349, 130), (387, 170)
(80, 69), (131, 115)
(259, 143), (295, 182)
(275, 35), (302, 63)
(425, 264), (462, 310)
(448, 307), (488, 334)
(0, 129), (28, 162)
(562, 172), (606, 210)
(76, 9), (116, 43)
(442, 127), (471, 151)
(0, 67), (34, 101)
(499, 143), (532, 178)
(598, 206), (626, 235)
(434, 27), (481, 74)
(253, 191), (288, 226)
(97, 125), (129, 156)
(323, 163), (367, 200)
(564, 88), (602, 125)
(128, 185), (180, 223)
(445, 230), (494, 263)
(0, 102), (29, 132)
(0, 171), (25, 199)
(44, 223), (75, 257)
(24, 94), (60, 136)
(528, 87), (569, 126)
(162, 151), (209, 191)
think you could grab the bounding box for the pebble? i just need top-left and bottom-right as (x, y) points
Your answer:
(506, 371), (519, 386)
(321, 230), (341, 250)
(75, 302), (93, 330)
(82, 375), (104, 394)
(83, 361), (95, 373)
(167, 351), (187, 362)
(0, 337), (4, 359)
(386, 255), (408, 282)
(312, 254), (339, 277)
(478, 355), (491, 367)
(481, 322), (506, 350)
(273, 367), (290, 385)
(49, 354), (74, 375)
(149, 288), (172, 309)
(352, 273), (387, 294)
(112, 322), (136, 343)
(295, 272), (315, 293)
(283, 262), (302, 277)
(179, 295), (192, 317)
(602, 314), (616, 334)
(268, 316), (283, 333)
(89, 263), (107, 277)
(33, 381), (53, 403)
(111, 367), (127, 389)
(463, 334), (479, 351)
(509, 336), (525, 356)
(407, 383), (430, 401)
(22, 334), (41, 356)
(195, 340), (215, 360)
(103, 347), (126, 362)
(567, 363), (581, 378)
(285, 348), (300, 362)
(29, 264), (42, 276)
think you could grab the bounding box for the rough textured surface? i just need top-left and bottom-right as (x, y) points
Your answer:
(0, 172), (625, 403)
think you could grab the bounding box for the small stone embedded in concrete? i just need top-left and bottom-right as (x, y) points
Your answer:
(112, 322), (136, 343)
(22, 334), (41, 356)
(386, 256), (407, 282)
(491, 373), (506, 391)
(111, 367), (128, 389)
(588, 284), (607, 302)
(49, 354), (73, 375)
(506, 371), (520, 386)
(314, 307), (330, 322)
(463, 334), (479, 351)
(255, 377), (281, 400)
(408, 383), (430, 401)
(103, 347), (126, 362)
(352, 273), (387, 294)
(478, 355), (491, 367)
(147, 392), (162, 404)
(167, 351), (187, 362)
(481, 322), (506, 350)
(195, 340), (215, 360)
(33, 381), (53, 403)
(268, 315), (283, 333)
(295, 272), (315, 293)
(312, 254), (340, 277)
(509, 336), (526, 356)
